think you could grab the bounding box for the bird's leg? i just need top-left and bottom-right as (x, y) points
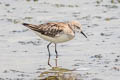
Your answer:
(47, 42), (52, 57)
(48, 56), (52, 67)
(47, 42), (52, 67)
(55, 43), (58, 58)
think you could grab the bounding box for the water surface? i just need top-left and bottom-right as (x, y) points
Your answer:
(0, 0), (120, 80)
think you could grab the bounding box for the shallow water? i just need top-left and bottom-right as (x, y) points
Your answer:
(0, 0), (120, 80)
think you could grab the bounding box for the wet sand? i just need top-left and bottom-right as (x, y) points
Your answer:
(0, 0), (120, 80)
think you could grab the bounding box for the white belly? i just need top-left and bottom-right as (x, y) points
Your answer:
(35, 32), (74, 43)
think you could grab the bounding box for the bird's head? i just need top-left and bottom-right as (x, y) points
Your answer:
(69, 21), (87, 38)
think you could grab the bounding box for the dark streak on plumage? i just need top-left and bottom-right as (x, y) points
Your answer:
(22, 23), (63, 37)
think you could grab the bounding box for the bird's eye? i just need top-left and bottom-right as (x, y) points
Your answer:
(75, 26), (80, 29)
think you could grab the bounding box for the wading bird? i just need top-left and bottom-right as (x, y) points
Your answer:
(22, 21), (87, 58)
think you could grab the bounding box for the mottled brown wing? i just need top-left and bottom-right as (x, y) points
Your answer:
(22, 22), (64, 37)
(36, 23), (65, 37)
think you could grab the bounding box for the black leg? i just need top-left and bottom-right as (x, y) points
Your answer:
(47, 42), (52, 67)
(48, 55), (52, 67)
(47, 42), (52, 57)
(55, 43), (58, 58)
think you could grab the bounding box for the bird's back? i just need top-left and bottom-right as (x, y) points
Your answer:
(23, 22), (74, 37)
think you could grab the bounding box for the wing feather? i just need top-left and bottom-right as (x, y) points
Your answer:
(22, 22), (65, 37)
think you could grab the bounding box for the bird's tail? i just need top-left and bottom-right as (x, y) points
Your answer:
(22, 23), (30, 26)
(22, 23), (38, 31)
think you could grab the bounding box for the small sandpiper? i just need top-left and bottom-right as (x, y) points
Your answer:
(22, 21), (87, 58)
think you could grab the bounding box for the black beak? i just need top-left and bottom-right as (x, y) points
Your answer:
(81, 31), (87, 38)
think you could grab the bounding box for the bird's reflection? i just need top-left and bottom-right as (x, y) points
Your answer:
(38, 56), (77, 80)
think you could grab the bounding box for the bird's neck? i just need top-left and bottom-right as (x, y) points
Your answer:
(68, 24), (75, 34)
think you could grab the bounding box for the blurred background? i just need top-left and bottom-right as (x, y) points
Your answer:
(0, 0), (120, 80)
